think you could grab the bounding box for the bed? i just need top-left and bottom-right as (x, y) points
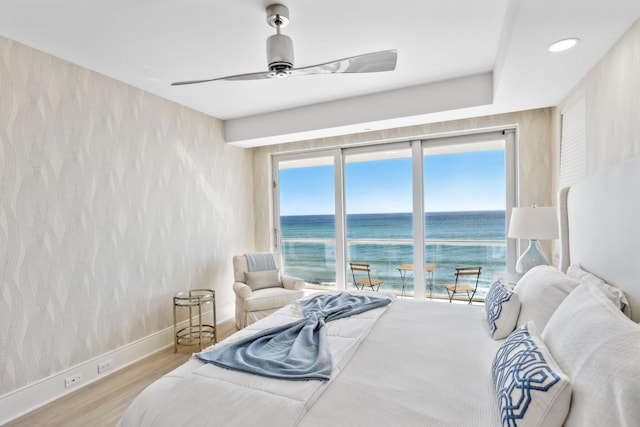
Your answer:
(119, 157), (640, 427)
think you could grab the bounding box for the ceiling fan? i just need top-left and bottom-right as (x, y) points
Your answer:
(171, 3), (397, 86)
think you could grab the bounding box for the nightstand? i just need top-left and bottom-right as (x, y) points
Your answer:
(173, 289), (217, 352)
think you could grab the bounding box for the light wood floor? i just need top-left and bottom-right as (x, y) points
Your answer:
(6, 320), (237, 427)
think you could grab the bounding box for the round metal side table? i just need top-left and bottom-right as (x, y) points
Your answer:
(173, 289), (217, 352)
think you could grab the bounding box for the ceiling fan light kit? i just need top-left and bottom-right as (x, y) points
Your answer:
(171, 3), (397, 86)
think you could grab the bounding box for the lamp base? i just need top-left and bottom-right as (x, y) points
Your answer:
(516, 239), (550, 274)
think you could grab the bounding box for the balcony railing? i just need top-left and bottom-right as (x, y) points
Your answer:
(281, 238), (507, 301)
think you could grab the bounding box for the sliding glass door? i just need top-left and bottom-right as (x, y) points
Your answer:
(272, 129), (516, 300)
(344, 143), (414, 295)
(423, 133), (512, 300)
(275, 153), (339, 288)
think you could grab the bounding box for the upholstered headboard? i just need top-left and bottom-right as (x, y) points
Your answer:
(558, 156), (640, 322)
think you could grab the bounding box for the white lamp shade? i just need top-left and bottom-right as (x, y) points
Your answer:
(508, 207), (559, 240)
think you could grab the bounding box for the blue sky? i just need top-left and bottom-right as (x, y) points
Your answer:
(279, 150), (505, 215)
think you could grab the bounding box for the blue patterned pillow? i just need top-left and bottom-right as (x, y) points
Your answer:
(485, 281), (521, 339)
(492, 322), (571, 427)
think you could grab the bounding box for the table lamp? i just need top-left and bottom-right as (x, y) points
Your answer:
(508, 206), (559, 273)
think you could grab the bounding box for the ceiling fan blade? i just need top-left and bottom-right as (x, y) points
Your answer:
(290, 49), (397, 76)
(172, 50), (398, 86)
(171, 70), (273, 86)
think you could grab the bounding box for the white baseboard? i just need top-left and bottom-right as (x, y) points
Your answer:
(0, 302), (233, 426)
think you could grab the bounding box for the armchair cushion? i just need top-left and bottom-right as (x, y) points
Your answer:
(283, 275), (305, 291)
(243, 287), (302, 312)
(245, 269), (282, 291)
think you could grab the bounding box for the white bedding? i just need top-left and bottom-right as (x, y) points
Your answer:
(119, 297), (502, 426)
(119, 294), (393, 426)
(301, 300), (502, 427)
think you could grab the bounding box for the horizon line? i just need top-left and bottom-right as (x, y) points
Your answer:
(281, 209), (506, 217)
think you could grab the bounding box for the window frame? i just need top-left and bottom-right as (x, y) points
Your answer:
(271, 128), (518, 298)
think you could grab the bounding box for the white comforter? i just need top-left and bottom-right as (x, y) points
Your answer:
(301, 299), (502, 426)
(118, 293), (391, 426)
(119, 297), (502, 426)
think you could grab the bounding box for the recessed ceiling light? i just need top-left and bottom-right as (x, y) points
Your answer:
(549, 38), (580, 53)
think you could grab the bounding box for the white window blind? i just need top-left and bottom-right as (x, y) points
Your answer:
(559, 93), (586, 188)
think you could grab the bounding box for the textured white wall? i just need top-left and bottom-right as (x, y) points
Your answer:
(0, 37), (255, 396)
(553, 18), (640, 184)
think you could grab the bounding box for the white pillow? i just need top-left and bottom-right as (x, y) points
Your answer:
(485, 280), (521, 339)
(567, 264), (632, 318)
(514, 265), (580, 330)
(244, 269), (282, 291)
(542, 285), (640, 427)
(492, 321), (571, 427)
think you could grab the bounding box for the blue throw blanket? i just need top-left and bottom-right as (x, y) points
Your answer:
(197, 292), (392, 380)
(245, 252), (277, 272)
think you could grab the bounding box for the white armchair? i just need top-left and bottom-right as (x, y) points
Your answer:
(232, 253), (305, 329)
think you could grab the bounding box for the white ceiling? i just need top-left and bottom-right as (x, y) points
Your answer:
(2, 0), (640, 147)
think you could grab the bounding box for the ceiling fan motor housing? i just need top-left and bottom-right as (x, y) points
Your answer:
(267, 33), (294, 75)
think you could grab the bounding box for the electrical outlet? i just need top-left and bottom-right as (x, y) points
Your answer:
(98, 359), (113, 374)
(65, 373), (82, 388)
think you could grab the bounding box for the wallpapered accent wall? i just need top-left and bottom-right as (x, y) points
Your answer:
(0, 37), (254, 396)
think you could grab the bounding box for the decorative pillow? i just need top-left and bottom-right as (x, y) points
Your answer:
(514, 265), (580, 331)
(566, 264), (632, 318)
(244, 269), (282, 291)
(485, 280), (521, 339)
(492, 322), (571, 427)
(541, 285), (640, 427)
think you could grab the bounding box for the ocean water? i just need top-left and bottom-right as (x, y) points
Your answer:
(281, 211), (507, 299)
